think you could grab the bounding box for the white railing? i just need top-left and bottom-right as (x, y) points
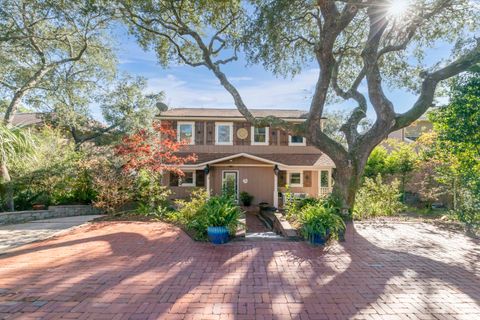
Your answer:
(319, 187), (333, 196)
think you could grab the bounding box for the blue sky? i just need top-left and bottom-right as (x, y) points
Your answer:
(109, 23), (454, 121)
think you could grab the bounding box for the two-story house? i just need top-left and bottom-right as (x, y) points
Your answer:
(159, 108), (335, 208)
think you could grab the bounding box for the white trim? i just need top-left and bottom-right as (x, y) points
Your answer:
(179, 170), (196, 187)
(206, 171), (211, 197)
(251, 126), (269, 145)
(177, 121), (195, 145)
(273, 173), (278, 208)
(158, 116), (308, 122)
(212, 164), (273, 167)
(215, 122), (233, 145)
(288, 135), (306, 146)
(222, 170), (240, 200)
(287, 171), (303, 187)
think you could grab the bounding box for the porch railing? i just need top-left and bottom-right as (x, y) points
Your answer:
(319, 187), (333, 196)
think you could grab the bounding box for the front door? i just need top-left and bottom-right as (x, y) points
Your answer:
(222, 171), (239, 201)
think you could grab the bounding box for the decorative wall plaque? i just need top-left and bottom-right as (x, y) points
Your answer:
(236, 128), (248, 139)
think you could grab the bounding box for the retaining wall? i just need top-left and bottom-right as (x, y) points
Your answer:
(0, 205), (103, 225)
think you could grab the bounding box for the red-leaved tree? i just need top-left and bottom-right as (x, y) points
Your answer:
(115, 121), (197, 176)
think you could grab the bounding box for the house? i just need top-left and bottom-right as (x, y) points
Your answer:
(388, 114), (433, 143)
(158, 108), (335, 208)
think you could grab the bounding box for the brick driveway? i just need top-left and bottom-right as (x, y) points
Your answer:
(0, 221), (478, 320)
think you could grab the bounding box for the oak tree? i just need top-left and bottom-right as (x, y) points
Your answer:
(117, 0), (480, 213)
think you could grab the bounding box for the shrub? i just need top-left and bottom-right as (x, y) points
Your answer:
(171, 188), (209, 226)
(354, 175), (406, 220)
(134, 169), (172, 217)
(239, 191), (254, 206)
(171, 192), (240, 241)
(298, 204), (345, 240)
(203, 195), (241, 233)
(451, 187), (480, 232)
(91, 156), (134, 214)
(10, 128), (97, 210)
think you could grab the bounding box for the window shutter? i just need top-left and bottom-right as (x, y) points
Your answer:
(169, 172), (179, 187)
(195, 122), (204, 145)
(196, 170), (205, 187)
(206, 121), (215, 145)
(269, 128), (277, 145)
(278, 171), (287, 187)
(303, 171), (312, 187)
(279, 130), (289, 145)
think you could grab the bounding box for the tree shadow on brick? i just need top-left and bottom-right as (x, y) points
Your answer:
(0, 221), (478, 319)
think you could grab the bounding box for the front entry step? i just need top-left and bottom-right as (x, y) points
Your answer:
(245, 232), (285, 241)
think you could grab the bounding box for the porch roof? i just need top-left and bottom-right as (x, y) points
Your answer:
(178, 152), (334, 168)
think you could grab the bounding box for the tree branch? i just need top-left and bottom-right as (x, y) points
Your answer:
(394, 42), (480, 130)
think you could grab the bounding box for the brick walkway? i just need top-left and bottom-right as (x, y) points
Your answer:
(0, 221), (478, 319)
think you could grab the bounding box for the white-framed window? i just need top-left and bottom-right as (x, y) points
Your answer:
(251, 126), (269, 145)
(320, 170), (330, 188)
(215, 122), (233, 145)
(288, 135), (306, 146)
(177, 121), (195, 145)
(179, 170), (196, 187)
(288, 172), (303, 187)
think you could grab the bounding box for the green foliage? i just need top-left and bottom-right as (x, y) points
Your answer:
(451, 187), (480, 231)
(429, 73), (480, 195)
(354, 175), (406, 220)
(171, 192), (240, 241)
(134, 169), (171, 217)
(297, 204), (345, 240)
(364, 146), (390, 179)
(239, 191), (254, 206)
(8, 127), (96, 210)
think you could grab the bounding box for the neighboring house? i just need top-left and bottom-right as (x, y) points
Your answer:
(388, 114), (433, 143)
(158, 108), (335, 208)
(6, 112), (45, 127)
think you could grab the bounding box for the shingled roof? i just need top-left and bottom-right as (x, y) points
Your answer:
(176, 152), (334, 167)
(158, 108), (311, 120)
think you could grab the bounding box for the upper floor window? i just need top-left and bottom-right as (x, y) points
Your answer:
(177, 122), (195, 145)
(251, 127), (269, 145)
(289, 135), (306, 146)
(215, 122), (233, 145)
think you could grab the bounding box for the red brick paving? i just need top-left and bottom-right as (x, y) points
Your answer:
(0, 221), (479, 319)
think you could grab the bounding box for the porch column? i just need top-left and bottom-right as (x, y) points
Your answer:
(206, 171), (211, 197)
(273, 171), (278, 208)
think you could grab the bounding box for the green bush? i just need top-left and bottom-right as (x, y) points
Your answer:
(171, 192), (240, 241)
(450, 187), (480, 232)
(239, 191), (254, 206)
(298, 204), (345, 240)
(134, 169), (172, 217)
(354, 174), (406, 220)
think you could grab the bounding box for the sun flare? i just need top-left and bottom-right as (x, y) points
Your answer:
(387, 0), (410, 18)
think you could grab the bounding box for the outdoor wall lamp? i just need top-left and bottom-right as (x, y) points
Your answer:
(273, 164), (280, 175)
(204, 164), (210, 175)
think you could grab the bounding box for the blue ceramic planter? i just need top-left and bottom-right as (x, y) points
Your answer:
(207, 226), (230, 244)
(308, 230), (330, 245)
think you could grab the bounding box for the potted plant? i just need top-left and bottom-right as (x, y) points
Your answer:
(204, 195), (241, 244)
(239, 191), (254, 207)
(298, 204), (345, 245)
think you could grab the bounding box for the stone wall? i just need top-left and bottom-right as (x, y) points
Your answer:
(0, 205), (103, 225)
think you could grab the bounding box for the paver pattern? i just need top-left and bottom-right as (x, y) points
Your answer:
(0, 220), (478, 319)
(0, 215), (103, 253)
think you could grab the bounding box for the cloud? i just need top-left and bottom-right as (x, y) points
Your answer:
(145, 69), (320, 110)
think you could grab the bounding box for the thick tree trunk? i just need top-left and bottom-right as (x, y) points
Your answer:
(332, 164), (363, 219)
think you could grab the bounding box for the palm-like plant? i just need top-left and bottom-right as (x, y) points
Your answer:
(0, 124), (37, 210)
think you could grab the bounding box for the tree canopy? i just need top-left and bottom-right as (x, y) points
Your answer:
(117, 0), (480, 210)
